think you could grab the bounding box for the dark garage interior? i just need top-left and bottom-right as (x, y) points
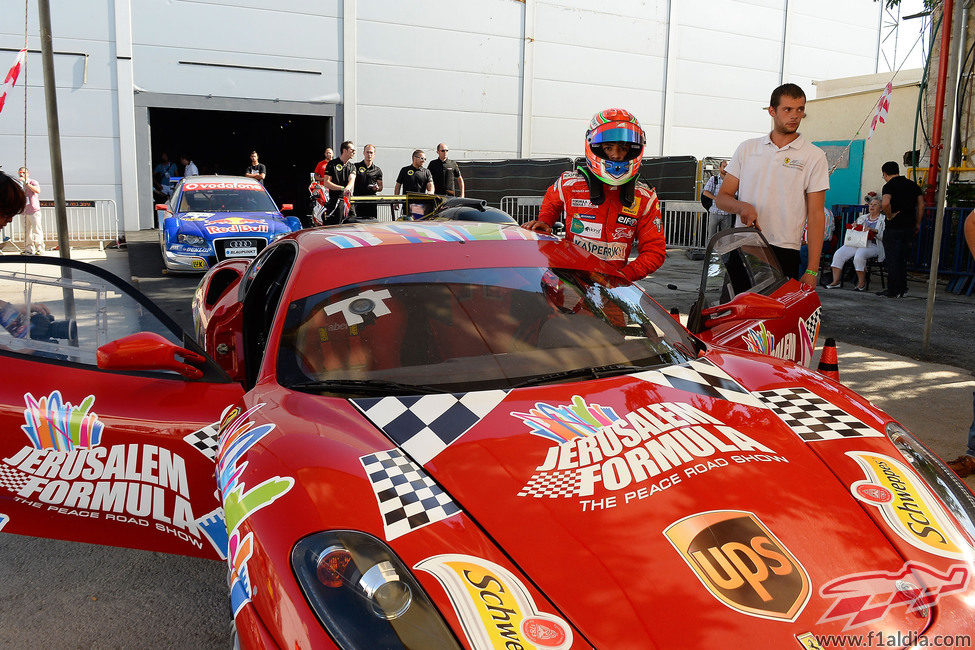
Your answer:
(149, 107), (331, 217)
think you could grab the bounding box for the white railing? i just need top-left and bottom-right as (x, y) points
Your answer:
(2, 200), (121, 248)
(661, 200), (708, 251)
(500, 195), (544, 224)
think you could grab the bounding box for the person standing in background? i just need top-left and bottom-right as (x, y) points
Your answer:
(427, 143), (464, 197)
(701, 160), (732, 241)
(353, 144), (383, 220)
(878, 161), (924, 298)
(245, 151), (266, 183)
(17, 167), (43, 255)
(717, 83), (829, 287)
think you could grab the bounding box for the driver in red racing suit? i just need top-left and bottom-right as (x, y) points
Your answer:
(523, 108), (665, 281)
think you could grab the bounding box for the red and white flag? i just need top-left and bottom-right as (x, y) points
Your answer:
(868, 82), (893, 139)
(0, 47), (27, 116)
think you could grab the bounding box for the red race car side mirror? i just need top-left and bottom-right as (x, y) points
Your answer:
(154, 204), (170, 211)
(281, 203), (293, 212)
(700, 292), (786, 329)
(97, 332), (206, 379)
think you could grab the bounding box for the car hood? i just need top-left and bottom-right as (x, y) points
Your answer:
(176, 211), (286, 237)
(348, 353), (967, 647)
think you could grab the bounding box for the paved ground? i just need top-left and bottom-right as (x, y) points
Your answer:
(1, 235), (973, 648)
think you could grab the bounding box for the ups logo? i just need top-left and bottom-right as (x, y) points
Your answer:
(665, 510), (810, 621)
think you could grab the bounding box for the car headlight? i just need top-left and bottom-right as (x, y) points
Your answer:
(887, 421), (975, 543)
(177, 233), (207, 246)
(291, 530), (462, 649)
(270, 232), (286, 241)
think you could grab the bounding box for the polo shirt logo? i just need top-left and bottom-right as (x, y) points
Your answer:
(335, 164), (343, 171)
(408, 170), (414, 176)
(359, 167), (365, 173)
(782, 157), (804, 170)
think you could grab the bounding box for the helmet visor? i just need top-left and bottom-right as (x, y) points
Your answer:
(589, 126), (643, 146)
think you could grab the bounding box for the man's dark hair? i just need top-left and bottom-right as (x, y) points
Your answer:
(882, 161), (900, 176)
(0, 171), (26, 221)
(340, 141), (354, 154)
(770, 83), (806, 109)
(412, 149), (424, 158)
(250, 150), (258, 156)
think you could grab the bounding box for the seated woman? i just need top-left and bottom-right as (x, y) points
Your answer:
(825, 197), (885, 291)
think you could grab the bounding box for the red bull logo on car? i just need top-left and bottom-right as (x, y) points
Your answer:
(205, 217), (269, 235)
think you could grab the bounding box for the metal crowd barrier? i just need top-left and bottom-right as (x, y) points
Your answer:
(1, 200), (120, 249)
(660, 200), (708, 251)
(500, 196), (544, 224)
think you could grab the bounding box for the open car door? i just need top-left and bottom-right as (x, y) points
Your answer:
(0, 256), (243, 559)
(686, 228), (822, 366)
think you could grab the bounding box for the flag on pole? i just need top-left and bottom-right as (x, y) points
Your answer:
(0, 47), (27, 116)
(868, 82), (893, 139)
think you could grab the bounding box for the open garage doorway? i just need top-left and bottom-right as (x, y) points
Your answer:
(149, 107), (330, 218)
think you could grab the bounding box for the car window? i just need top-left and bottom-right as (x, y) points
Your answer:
(277, 266), (695, 392)
(686, 229), (787, 333)
(178, 188), (277, 213)
(0, 257), (219, 378)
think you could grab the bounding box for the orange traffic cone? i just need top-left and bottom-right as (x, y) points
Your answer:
(817, 338), (839, 382)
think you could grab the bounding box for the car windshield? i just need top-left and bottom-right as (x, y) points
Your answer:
(179, 188), (277, 213)
(278, 267), (696, 393)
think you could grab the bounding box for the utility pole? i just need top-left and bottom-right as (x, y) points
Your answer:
(37, 0), (69, 259)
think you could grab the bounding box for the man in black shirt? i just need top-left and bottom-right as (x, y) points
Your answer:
(322, 141), (357, 224)
(427, 142), (465, 197)
(352, 144), (383, 219)
(395, 150), (434, 195)
(878, 161), (924, 298)
(245, 151), (266, 184)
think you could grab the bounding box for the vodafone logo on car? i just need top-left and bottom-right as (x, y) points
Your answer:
(182, 181), (262, 191)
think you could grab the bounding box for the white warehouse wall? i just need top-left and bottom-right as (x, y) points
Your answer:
(0, 0), (887, 231)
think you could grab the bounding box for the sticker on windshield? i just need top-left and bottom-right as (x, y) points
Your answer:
(182, 181), (262, 191)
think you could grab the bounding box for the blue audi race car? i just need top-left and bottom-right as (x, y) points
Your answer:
(156, 176), (302, 272)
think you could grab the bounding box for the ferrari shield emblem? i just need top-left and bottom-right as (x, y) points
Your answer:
(665, 510), (810, 621)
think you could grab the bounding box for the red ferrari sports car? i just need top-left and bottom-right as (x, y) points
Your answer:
(0, 221), (971, 649)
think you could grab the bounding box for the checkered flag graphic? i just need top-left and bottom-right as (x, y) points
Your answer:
(630, 358), (767, 408)
(518, 470), (582, 498)
(0, 464), (30, 494)
(352, 390), (507, 465)
(360, 449), (461, 540)
(755, 387), (883, 441)
(183, 421), (221, 461)
(804, 308), (822, 344)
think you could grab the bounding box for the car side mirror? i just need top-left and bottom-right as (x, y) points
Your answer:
(97, 332), (206, 379)
(154, 204), (169, 211)
(700, 292), (786, 329)
(281, 203), (293, 212)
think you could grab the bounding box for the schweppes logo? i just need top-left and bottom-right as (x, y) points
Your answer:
(665, 510), (810, 621)
(847, 451), (970, 559)
(416, 554), (572, 649)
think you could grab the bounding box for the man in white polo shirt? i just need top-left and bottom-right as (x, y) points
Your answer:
(717, 83), (829, 289)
